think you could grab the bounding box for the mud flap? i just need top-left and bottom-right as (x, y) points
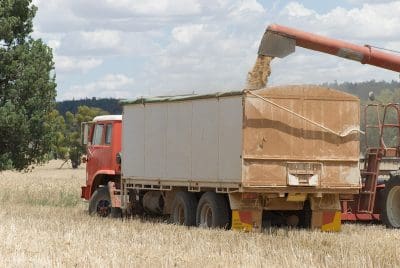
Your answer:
(310, 194), (341, 232)
(311, 210), (341, 232)
(231, 209), (263, 232)
(81, 186), (89, 199)
(108, 181), (121, 208)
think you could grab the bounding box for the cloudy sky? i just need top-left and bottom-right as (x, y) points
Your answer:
(31, 0), (400, 101)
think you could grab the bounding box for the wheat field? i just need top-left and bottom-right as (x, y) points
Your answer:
(0, 161), (400, 267)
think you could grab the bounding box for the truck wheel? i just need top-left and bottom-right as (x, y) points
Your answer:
(89, 187), (121, 218)
(298, 201), (311, 228)
(71, 158), (80, 169)
(196, 192), (230, 229)
(381, 176), (400, 228)
(170, 191), (198, 226)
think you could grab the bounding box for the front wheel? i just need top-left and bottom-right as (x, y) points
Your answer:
(381, 175), (400, 228)
(196, 192), (230, 229)
(89, 187), (121, 218)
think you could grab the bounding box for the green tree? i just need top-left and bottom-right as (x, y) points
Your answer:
(48, 109), (68, 160)
(0, 0), (56, 170)
(61, 106), (108, 168)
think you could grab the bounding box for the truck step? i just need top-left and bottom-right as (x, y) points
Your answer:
(357, 210), (373, 214)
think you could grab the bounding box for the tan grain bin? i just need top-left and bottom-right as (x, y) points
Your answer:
(122, 85), (360, 194)
(242, 85), (360, 192)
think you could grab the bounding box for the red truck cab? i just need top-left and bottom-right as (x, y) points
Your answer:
(81, 115), (122, 201)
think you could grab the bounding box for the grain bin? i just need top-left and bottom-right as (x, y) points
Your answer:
(121, 85), (361, 231)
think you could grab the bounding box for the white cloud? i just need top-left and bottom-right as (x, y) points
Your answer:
(104, 0), (202, 16)
(282, 2), (314, 17)
(55, 56), (103, 73)
(346, 0), (396, 3)
(61, 74), (135, 100)
(279, 2), (400, 41)
(80, 30), (122, 49)
(172, 24), (204, 44)
(229, 0), (266, 17)
(47, 39), (61, 51)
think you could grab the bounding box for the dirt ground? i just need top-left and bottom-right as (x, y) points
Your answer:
(0, 160), (399, 267)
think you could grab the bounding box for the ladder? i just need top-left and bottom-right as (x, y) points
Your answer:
(358, 148), (381, 213)
(358, 103), (400, 213)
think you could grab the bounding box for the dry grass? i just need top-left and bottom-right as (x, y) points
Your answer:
(1, 161), (400, 267)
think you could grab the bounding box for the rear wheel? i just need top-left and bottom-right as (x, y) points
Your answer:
(196, 192), (230, 229)
(89, 187), (121, 218)
(170, 191), (198, 226)
(381, 176), (400, 228)
(298, 201), (312, 228)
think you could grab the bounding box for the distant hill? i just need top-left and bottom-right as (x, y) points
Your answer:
(56, 80), (400, 115)
(56, 98), (122, 115)
(322, 80), (400, 100)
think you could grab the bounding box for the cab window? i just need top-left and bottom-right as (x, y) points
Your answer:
(92, 124), (104, 145)
(105, 124), (112, 145)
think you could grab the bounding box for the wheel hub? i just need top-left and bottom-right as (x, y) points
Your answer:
(97, 199), (111, 217)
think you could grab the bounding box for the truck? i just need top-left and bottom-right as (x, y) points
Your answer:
(80, 24), (400, 231)
(81, 84), (361, 232)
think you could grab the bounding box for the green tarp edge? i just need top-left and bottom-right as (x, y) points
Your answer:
(120, 90), (244, 105)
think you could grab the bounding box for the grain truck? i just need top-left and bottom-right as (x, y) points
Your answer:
(81, 85), (361, 232)
(80, 23), (400, 231)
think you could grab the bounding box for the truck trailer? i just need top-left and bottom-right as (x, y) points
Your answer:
(81, 85), (361, 232)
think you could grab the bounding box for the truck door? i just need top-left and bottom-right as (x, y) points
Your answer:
(87, 122), (114, 185)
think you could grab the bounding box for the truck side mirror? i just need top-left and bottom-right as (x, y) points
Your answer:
(81, 122), (92, 145)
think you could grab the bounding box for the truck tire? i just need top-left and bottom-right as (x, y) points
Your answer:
(381, 175), (400, 228)
(170, 191), (198, 226)
(71, 160), (79, 169)
(196, 192), (230, 229)
(89, 187), (121, 218)
(298, 201), (311, 228)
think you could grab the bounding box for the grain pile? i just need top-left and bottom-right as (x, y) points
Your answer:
(246, 55), (274, 90)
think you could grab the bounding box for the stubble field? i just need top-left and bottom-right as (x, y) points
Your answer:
(0, 160), (400, 267)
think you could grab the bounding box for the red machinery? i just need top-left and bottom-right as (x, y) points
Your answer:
(258, 24), (400, 72)
(259, 24), (400, 227)
(341, 103), (400, 226)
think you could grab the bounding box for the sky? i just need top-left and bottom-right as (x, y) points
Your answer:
(31, 0), (400, 101)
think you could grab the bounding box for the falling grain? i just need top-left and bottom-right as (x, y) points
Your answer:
(246, 55), (274, 90)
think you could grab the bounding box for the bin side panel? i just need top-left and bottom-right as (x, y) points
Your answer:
(166, 102), (192, 179)
(144, 103), (167, 178)
(242, 85), (360, 188)
(218, 97), (243, 181)
(191, 99), (219, 179)
(122, 105), (145, 176)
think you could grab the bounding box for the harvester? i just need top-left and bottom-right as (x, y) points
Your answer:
(259, 24), (400, 227)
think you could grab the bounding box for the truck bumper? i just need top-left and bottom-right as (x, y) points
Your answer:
(81, 186), (90, 200)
